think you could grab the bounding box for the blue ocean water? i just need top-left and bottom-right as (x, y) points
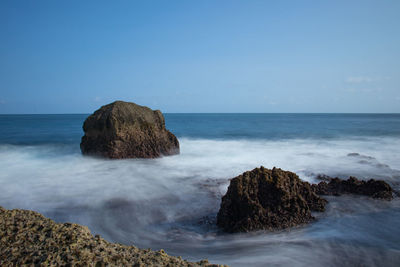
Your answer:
(1, 113), (400, 267)
(1, 113), (400, 145)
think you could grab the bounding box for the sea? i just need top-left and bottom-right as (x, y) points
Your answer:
(1, 113), (400, 267)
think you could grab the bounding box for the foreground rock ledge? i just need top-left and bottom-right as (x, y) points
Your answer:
(217, 167), (327, 233)
(80, 101), (179, 159)
(0, 206), (223, 267)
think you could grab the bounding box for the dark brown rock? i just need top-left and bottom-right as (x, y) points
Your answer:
(0, 206), (224, 267)
(80, 101), (179, 159)
(216, 167), (327, 233)
(312, 176), (393, 200)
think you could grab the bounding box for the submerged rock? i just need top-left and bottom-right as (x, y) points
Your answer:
(312, 176), (393, 200)
(80, 101), (179, 159)
(216, 167), (327, 233)
(0, 206), (223, 267)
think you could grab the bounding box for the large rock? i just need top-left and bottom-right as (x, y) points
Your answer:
(312, 176), (393, 200)
(80, 101), (179, 159)
(0, 206), (222, 266)
(216, 167), (327, 233)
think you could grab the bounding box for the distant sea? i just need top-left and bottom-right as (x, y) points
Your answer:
(1, 113), (400, 266)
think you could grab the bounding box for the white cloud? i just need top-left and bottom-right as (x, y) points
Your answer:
(262, 95), (278, 105)
(345, 75), (390, 93)
(93, 96), (102, 102)
(346, 87), (383, 93)
(345, 76), (390, 84)
(268, 101), (278, 106)
(346, 76), (374, 83)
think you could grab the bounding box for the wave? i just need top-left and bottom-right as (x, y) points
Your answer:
(0, 137), (400, 266)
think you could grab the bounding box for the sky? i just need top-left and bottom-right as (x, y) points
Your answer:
(0, 0), (399, 113)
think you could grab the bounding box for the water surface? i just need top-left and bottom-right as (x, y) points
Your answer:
(1, 113), (399, 266)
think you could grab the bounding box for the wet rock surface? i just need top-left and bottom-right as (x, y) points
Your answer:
(216, 167), (327, 233)
(80, 101), (179, 159)
(312, 176), (393, 200)
(0, 206), (223, 267)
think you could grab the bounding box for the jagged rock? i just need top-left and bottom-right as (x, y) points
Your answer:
(80, 101), (179, 159)
(0, 206), (224, 267)
(216, 167), (327, 233)
(312, 176), (393, 200)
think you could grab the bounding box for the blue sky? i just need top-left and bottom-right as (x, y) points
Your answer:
(0, 0), (399, 113)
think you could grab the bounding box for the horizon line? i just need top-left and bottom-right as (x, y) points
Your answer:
(1, 112), (400, 115)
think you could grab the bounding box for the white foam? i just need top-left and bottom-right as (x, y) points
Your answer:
(1, 137), (400, 266)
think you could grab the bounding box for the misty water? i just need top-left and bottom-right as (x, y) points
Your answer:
(1, 114), (400, 266)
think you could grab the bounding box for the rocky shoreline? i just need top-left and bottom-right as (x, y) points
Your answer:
(217, 166), (394, 233)
(0, 167), (395, 265)
(2, 102), (396, 264)
(312, 176), (393, 200)
(216, 167), (327, 233)
(0, 206), (223, 267)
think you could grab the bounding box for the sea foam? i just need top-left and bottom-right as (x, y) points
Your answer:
(0, 137), (400, 266)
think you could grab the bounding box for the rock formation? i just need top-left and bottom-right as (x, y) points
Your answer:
(80, 101), (179, 159)
(216, 167), (327, 233)
(0, 206), (223, 267)
(312, 176), (393, 200)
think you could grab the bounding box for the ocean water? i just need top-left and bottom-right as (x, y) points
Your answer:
(1, 113), (400, 266)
